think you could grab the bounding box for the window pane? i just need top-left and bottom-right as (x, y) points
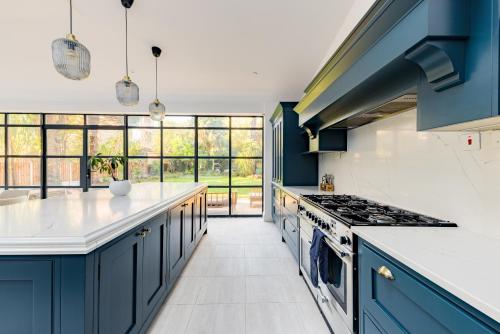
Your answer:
(231, 117), (263, 128)
(198, 129), (229, 156)
(206, 188), (229, 216)
(232, 159), (262, 186)
(45, 114), (84, 125)
(128, 159), (161, 183)
(232, 188), (262, 215)
(47, 188), (82, 198)
(91, 165), (123, 186)
(128, 129), (161, 156)
(163, 116), (194, 128)
(128, 116), (160, 127)
(47, 129), (83, 156)
(88, 130), (124, 156)
(8, 127), (41, 155)
(0, 114), (4, 124)
(47, 158), (80, 186)
(198, 117), (229, 128)
(198, 159), (229, 186)
(163, 129), (195, 156)
(7, 114), (40, 125)
(8, 158), (41, 186)
(163, 159), (194, 182)
(0, 128), (4, 155)
(231, 130), (263, 157)
(86, 115), (124, 126)
(0, 159), (4, 186)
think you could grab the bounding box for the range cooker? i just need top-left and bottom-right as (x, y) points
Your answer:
(297, 194), (456, 334)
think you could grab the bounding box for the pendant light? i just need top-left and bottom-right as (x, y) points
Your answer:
(116, 0), (139, 106)
(149, 46), (166, 121)
(51, 0), (91, 80)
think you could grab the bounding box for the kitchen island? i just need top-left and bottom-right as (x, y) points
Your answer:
(0, 182), (208, 334)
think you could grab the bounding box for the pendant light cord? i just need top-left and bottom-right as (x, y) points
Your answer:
(125, 9), (129, 78)
(69, 0), (73, 34)
(155, 58), (158, 99)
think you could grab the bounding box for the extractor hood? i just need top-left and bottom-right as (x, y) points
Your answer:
(294, 0), (500, 134)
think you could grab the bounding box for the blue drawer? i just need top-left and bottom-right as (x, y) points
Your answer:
(359, 241), (500, 334)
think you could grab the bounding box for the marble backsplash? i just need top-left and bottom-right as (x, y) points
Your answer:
(319, 109), (500, 239)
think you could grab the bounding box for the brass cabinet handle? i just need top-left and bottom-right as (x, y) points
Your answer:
(135, 231), (147, 238)
(377, 265), (395, 281)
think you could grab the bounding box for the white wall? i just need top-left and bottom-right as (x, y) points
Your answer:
(318, 109), (500, 239)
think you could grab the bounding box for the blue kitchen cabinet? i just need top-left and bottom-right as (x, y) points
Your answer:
(141, 213), (168, 322)
(184, 197), (196, 259)
(169, 201), (186, 283)
(195, 190), (207, 243)
(0, 260), (53, 334)
(0, 190), (207, 334)
(270, 102), (318, 186)
(98, 227), (144, 334)
(359, 240), (500, 334)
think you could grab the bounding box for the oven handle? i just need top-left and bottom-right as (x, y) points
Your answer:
(323, 237), (354, 259)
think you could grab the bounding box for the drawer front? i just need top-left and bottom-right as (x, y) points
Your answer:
(282, 192), (298, 215)
(359, 242), (498, 334)
(283, 217), (299, 250)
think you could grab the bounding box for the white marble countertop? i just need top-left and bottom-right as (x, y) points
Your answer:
(0, 182), (207, 255)
(352, 226), (500, 322)
(272, 182), (332, 198)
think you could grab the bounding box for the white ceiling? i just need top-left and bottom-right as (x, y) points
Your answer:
(0, 0), (354, 113)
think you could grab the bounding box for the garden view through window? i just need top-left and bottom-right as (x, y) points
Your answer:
(0, 114), (263, 216)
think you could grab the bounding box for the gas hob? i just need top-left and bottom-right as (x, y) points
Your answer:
(300, 194), (456, 227)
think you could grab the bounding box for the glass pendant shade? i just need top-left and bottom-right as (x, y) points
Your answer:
(149, 99), (166, 121)
(52, 36), (90, 80)
(116, 76), (139, 106)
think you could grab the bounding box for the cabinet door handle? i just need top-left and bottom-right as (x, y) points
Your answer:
(143, 228), (152, 234)
(377, 266), (395, 281)
(135, 231), (146, 238)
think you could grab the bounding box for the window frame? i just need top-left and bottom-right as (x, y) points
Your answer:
(0, 113), (264, 217)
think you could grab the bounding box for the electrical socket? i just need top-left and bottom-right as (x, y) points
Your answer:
(460, 132), (481, 151)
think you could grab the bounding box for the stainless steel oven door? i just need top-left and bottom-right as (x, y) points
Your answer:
(318, 237), (354, 333)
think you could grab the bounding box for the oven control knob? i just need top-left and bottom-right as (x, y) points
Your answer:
(340, 236), (351, 245)
(323, 223), (330, 230)
(298, 205), (304, 212)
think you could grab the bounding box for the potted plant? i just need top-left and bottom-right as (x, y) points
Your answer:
(88, 154), (131, 196)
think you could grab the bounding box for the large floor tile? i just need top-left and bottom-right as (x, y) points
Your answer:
(245, 303), (305, 334)
(147, 304), (193, 334)
(166, 277), (205, 305)
(196, 276), (246, 304)
(213, 244), (245, 258)
(206, 258), (246, 276)
(185, 304), (245, 334)
(244, 244), (278, 258)
(245, 258), (287, 276)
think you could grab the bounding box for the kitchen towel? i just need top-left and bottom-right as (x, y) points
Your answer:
(310, 227), (325, 288)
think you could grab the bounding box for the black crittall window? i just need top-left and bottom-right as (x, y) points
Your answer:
(0, 113), (263, 217)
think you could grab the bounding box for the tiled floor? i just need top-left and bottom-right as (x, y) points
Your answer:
(148, 217), (331, 334)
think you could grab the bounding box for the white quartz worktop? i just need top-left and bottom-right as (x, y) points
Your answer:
(272, 182), (331, 198)
(352, 226), (500, 323)
(0, 182), (207, 255)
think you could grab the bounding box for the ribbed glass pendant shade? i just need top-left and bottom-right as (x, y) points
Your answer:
(149, 99), (166, 121)
(52, 0), (90, 80)
(116, 77), (139, 106)
(52, 37), (90, 80)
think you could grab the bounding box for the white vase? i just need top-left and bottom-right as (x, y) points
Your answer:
(109, 180), (132, 196)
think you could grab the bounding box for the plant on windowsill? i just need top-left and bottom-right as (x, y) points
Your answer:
(88, 154), (130, 196)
